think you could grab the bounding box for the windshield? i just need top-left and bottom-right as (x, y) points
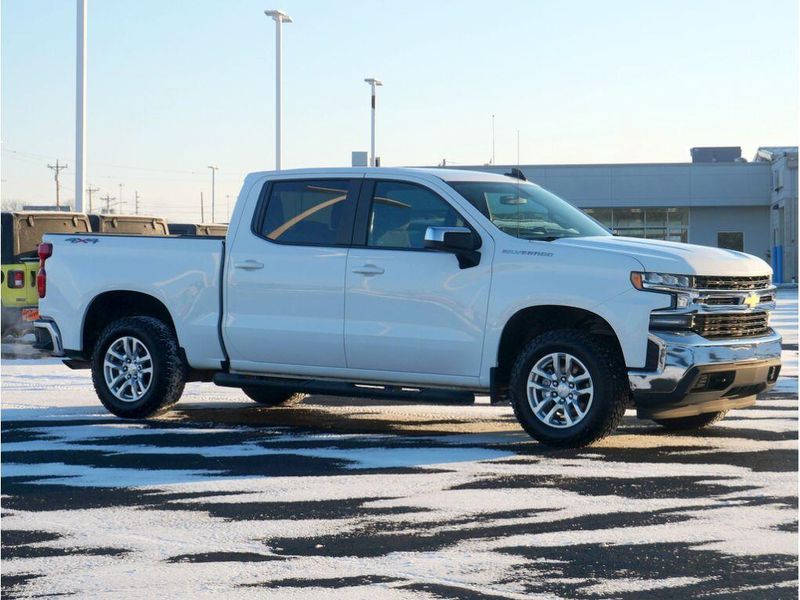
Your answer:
(448, 180), (610, 241)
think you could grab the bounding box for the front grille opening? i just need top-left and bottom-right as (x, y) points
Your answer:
(691, 312), (770, 339)
(768, 365), (781, 383)
(691, 371), (735, 393)
(694, 275), (771, 290)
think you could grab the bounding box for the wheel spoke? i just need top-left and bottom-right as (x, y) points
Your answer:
(528, 380), (552, 391)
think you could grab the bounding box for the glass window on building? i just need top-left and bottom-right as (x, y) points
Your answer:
(717, 231), (744, 252)
(582, 207), (689, 242)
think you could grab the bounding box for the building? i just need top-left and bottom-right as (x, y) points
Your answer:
(449, 146), (798, 283)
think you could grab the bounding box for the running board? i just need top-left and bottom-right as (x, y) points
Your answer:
(213, 373), (475, 405)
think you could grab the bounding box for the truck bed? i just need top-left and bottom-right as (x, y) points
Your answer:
(39, 233), (227, 369)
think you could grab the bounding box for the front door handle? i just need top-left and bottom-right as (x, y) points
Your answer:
(351, 264), (385, 276)
(234, 260), (264, 270)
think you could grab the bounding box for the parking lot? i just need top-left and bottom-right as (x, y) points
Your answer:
(1, 292), (797, 599)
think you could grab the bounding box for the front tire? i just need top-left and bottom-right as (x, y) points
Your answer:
(653, 410), (728, 431)
(91, 316), (186, 418)
(509, 330), (628, 448)
(242, 387), (307, 407)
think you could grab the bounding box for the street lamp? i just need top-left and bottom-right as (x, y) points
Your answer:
(208, 166), (218, 222)
(364, 78), (382, 167)
(75, 0), (87, 211)
(265, 9), (292, 170)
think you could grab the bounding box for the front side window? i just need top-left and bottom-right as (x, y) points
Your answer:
(260, 179), (353, 246)
(368, 181), (467, 249)
(450, 181), (609, 241)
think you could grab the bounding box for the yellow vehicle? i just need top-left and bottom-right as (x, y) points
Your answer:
(1, 211), (92, 337)
(88, 214), (170, 235)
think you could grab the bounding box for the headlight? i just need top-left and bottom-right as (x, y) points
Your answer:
(630, 271), (692, 291)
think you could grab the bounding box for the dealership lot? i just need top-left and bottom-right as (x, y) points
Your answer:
(1, 292), (797, 599)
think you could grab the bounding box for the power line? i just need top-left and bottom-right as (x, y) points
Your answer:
(46, 160), (68, 208)
(100, 194), (116, 214)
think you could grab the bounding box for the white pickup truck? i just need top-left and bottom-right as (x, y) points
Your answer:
(33, 168), (782, 447)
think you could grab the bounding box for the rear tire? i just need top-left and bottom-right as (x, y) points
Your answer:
(242, 387), (307, 407)
(653, 410), (728, 431)
(91, 316), (186, 418)
(509, 329), (628, 448)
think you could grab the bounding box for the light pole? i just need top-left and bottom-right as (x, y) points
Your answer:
(75, 0), (87, 211)
(208, 166), (218, 222)
(364, 78), (382, 167)
(491, 114), (496, 165)
(118, 183), (123, 213)
(265, 9), (292, 170)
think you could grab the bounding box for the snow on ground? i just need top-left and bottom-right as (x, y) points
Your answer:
(1, 289), (797, 599)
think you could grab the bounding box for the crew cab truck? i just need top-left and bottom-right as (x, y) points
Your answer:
(33, 168), (782, 447)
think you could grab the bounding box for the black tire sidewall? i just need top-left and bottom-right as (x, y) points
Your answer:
(91, 317), (182, 418)
(511, 332), (623, 446)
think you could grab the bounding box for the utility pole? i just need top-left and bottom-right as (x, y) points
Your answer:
(491, 114), (496, 165)
(265, 10), (292, 170)
(200, 192), (205, 223)
(364, 78), (383, 167)
(118, 183), (124, 213)
(101, 194), (115, 214)
(86, 186), (99, 213)
(47, 161), (68, 209)
(208, 166), (218, 222)
(134, 191), (140, 214)
(75, 0), (87, 211)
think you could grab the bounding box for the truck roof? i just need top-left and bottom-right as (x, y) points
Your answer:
(243, 167), (518, 184)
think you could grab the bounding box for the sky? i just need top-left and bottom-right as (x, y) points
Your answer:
(1, 0), (798, 221)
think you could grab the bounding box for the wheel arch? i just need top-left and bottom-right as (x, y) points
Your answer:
(82, 290), (178, 357)
(492, 304), (625, 400)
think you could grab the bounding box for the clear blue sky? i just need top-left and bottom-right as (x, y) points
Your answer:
(2, 0), (797, 221)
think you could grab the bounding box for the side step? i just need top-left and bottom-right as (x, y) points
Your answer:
(213, 373), (475, 405)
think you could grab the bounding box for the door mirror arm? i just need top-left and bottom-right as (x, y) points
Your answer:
(424, 227), (482, 269)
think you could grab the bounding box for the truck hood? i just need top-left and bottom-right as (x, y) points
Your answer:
(552, 236), (772, 276)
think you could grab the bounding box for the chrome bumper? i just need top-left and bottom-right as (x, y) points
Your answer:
(33, 318), (64, 356)
(629, 329), (782, 419)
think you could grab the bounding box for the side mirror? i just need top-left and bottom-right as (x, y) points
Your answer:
(424, 226), (481, 269)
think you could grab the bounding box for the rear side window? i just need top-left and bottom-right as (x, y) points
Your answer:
(259, 179), (355, 246)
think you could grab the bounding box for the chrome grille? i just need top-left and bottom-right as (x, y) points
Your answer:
(691, 312), (770, 338)
(693, 275), (771, 291)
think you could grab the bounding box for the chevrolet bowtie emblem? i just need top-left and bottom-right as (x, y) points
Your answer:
(743, 293), (760, 309)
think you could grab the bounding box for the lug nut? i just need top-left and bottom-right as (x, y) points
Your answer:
(569, 383), (574, 388)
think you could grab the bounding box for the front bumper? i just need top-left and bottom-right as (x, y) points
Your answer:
(33, 318), (64, 356)
(629, 329), (782, 420)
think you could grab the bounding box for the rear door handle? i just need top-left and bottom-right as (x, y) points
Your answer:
(351, 264), (385, 276)
(234, 260), (264, 270)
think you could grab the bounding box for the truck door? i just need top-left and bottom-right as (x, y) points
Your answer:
(345, 179), (492, 377)
(224, 178), (360, 371)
